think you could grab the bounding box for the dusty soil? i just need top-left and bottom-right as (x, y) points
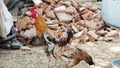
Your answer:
(0, 39), (120, 68)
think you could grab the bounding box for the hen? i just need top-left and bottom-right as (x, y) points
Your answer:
(53, 30), (95, 68)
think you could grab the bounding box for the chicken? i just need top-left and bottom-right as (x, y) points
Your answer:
(53, 30), (95, 68)
(39, 29), (61, 68)
(59, 48), (95, 68)
(57, 30), (73, 46)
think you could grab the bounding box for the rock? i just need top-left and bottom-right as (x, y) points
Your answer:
(21, 46), (31, 51)
(13, 16), (18, 22)
(77, 20), (85, 26)
(65, 6), (78, 14)
(31, 37), (41, 46)
(54, 6), (66, 12)
(80, 9), (89, 14)
(46, 20), (53, 25)
(76, 26), (84, 31)
(47, 24), (58, 30)
(74, 31), (84, 38)
(52, 20), (59, 24)
(96, 30), (107, 36)
(10, 7), (19, 16)
(41, 3), (48, 11)
(97, 36), (104, 41)
(71, 23), (79, 33)
(83, 28), (88, 42)
(105, 30), (118, 37)
(44, 0), (52, 3)
(104, 37), (114, 41)
(12, 0), (120, 43)
(88, 30), (99, 40)
(17, 19), (28, 31)
(63, 1), (72, 6)
(79, 7), (86, 12)
(45, 6), (52, 13)
(96, 14), (102, 21)
(56, 12), (73, 22)
(36, 8), (43, 14)
(71, 0), (78, 8)
(26, 11), (31, 16)
(46, 20), (59, 25)
(87, 5), (98, 11)
(84, 21), (98, 29)
(23, 27), (37, 38)
(16, 1), (24, 9)
(46, 10), (56, 19)
(81, 11), (94, 20)
(21, 7), (28, 14)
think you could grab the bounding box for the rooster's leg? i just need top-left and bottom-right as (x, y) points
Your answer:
(65, 63), (69, 68)
(54, 59), (58, 68)
(47, 55), (51, 68)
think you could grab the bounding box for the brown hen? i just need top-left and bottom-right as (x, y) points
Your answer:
(53, 30), (95, 68)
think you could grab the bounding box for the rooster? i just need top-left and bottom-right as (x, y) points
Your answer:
(38, 29), (60, 68)
(52, 30), (95, 68)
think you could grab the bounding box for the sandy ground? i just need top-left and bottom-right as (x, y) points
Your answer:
(0, 39), (120, 68)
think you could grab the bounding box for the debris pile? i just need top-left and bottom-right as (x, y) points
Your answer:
(14, 0), (120, 46)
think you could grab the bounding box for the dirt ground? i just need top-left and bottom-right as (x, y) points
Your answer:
(0, 39), (120, 68)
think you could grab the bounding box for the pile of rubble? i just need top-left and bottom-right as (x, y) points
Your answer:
(14, 0), (120, 46)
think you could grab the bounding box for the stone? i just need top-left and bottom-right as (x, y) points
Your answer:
(31, 37), (41, 46)
(41, 3), (48, 11)
(79, 7), (86, 12)
(10, 7), (19, 16)
(65, 6), (78, 14)
(23, 27), (37, 38)
(56, 12), (73, 22)
(45, 6), (52, 13)
(47, 24), (58, 30)
(13, 16), (18, 22)
(63, 1), (72, 6)
(44, 0), (52, 3)
(74, 31), (84, 38)
(46, 20), (53, 25)
(71, 23), (79, 33)
(16, 1), (24, 9)
(105, 30), (118, 37)
(54, 6), (66, 12)
(96, 30), (108, 36)
(46, 10), (56, 19)
(36, 8), (43, 14)
(71, 0), (78, 8)
(87, 5), (98, 11)
(97, 36), (104, 41)
(21, 7), (28, 14)
(96, 14), (102, 21)
(104, 37), (114, 41)
(88, 30), (99, 40)
(84, 21), (98, 29)
(81, 11), (94, 20)
(21, 46), (31, 51)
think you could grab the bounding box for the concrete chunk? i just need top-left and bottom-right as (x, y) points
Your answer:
(56, 12), (73, 22)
